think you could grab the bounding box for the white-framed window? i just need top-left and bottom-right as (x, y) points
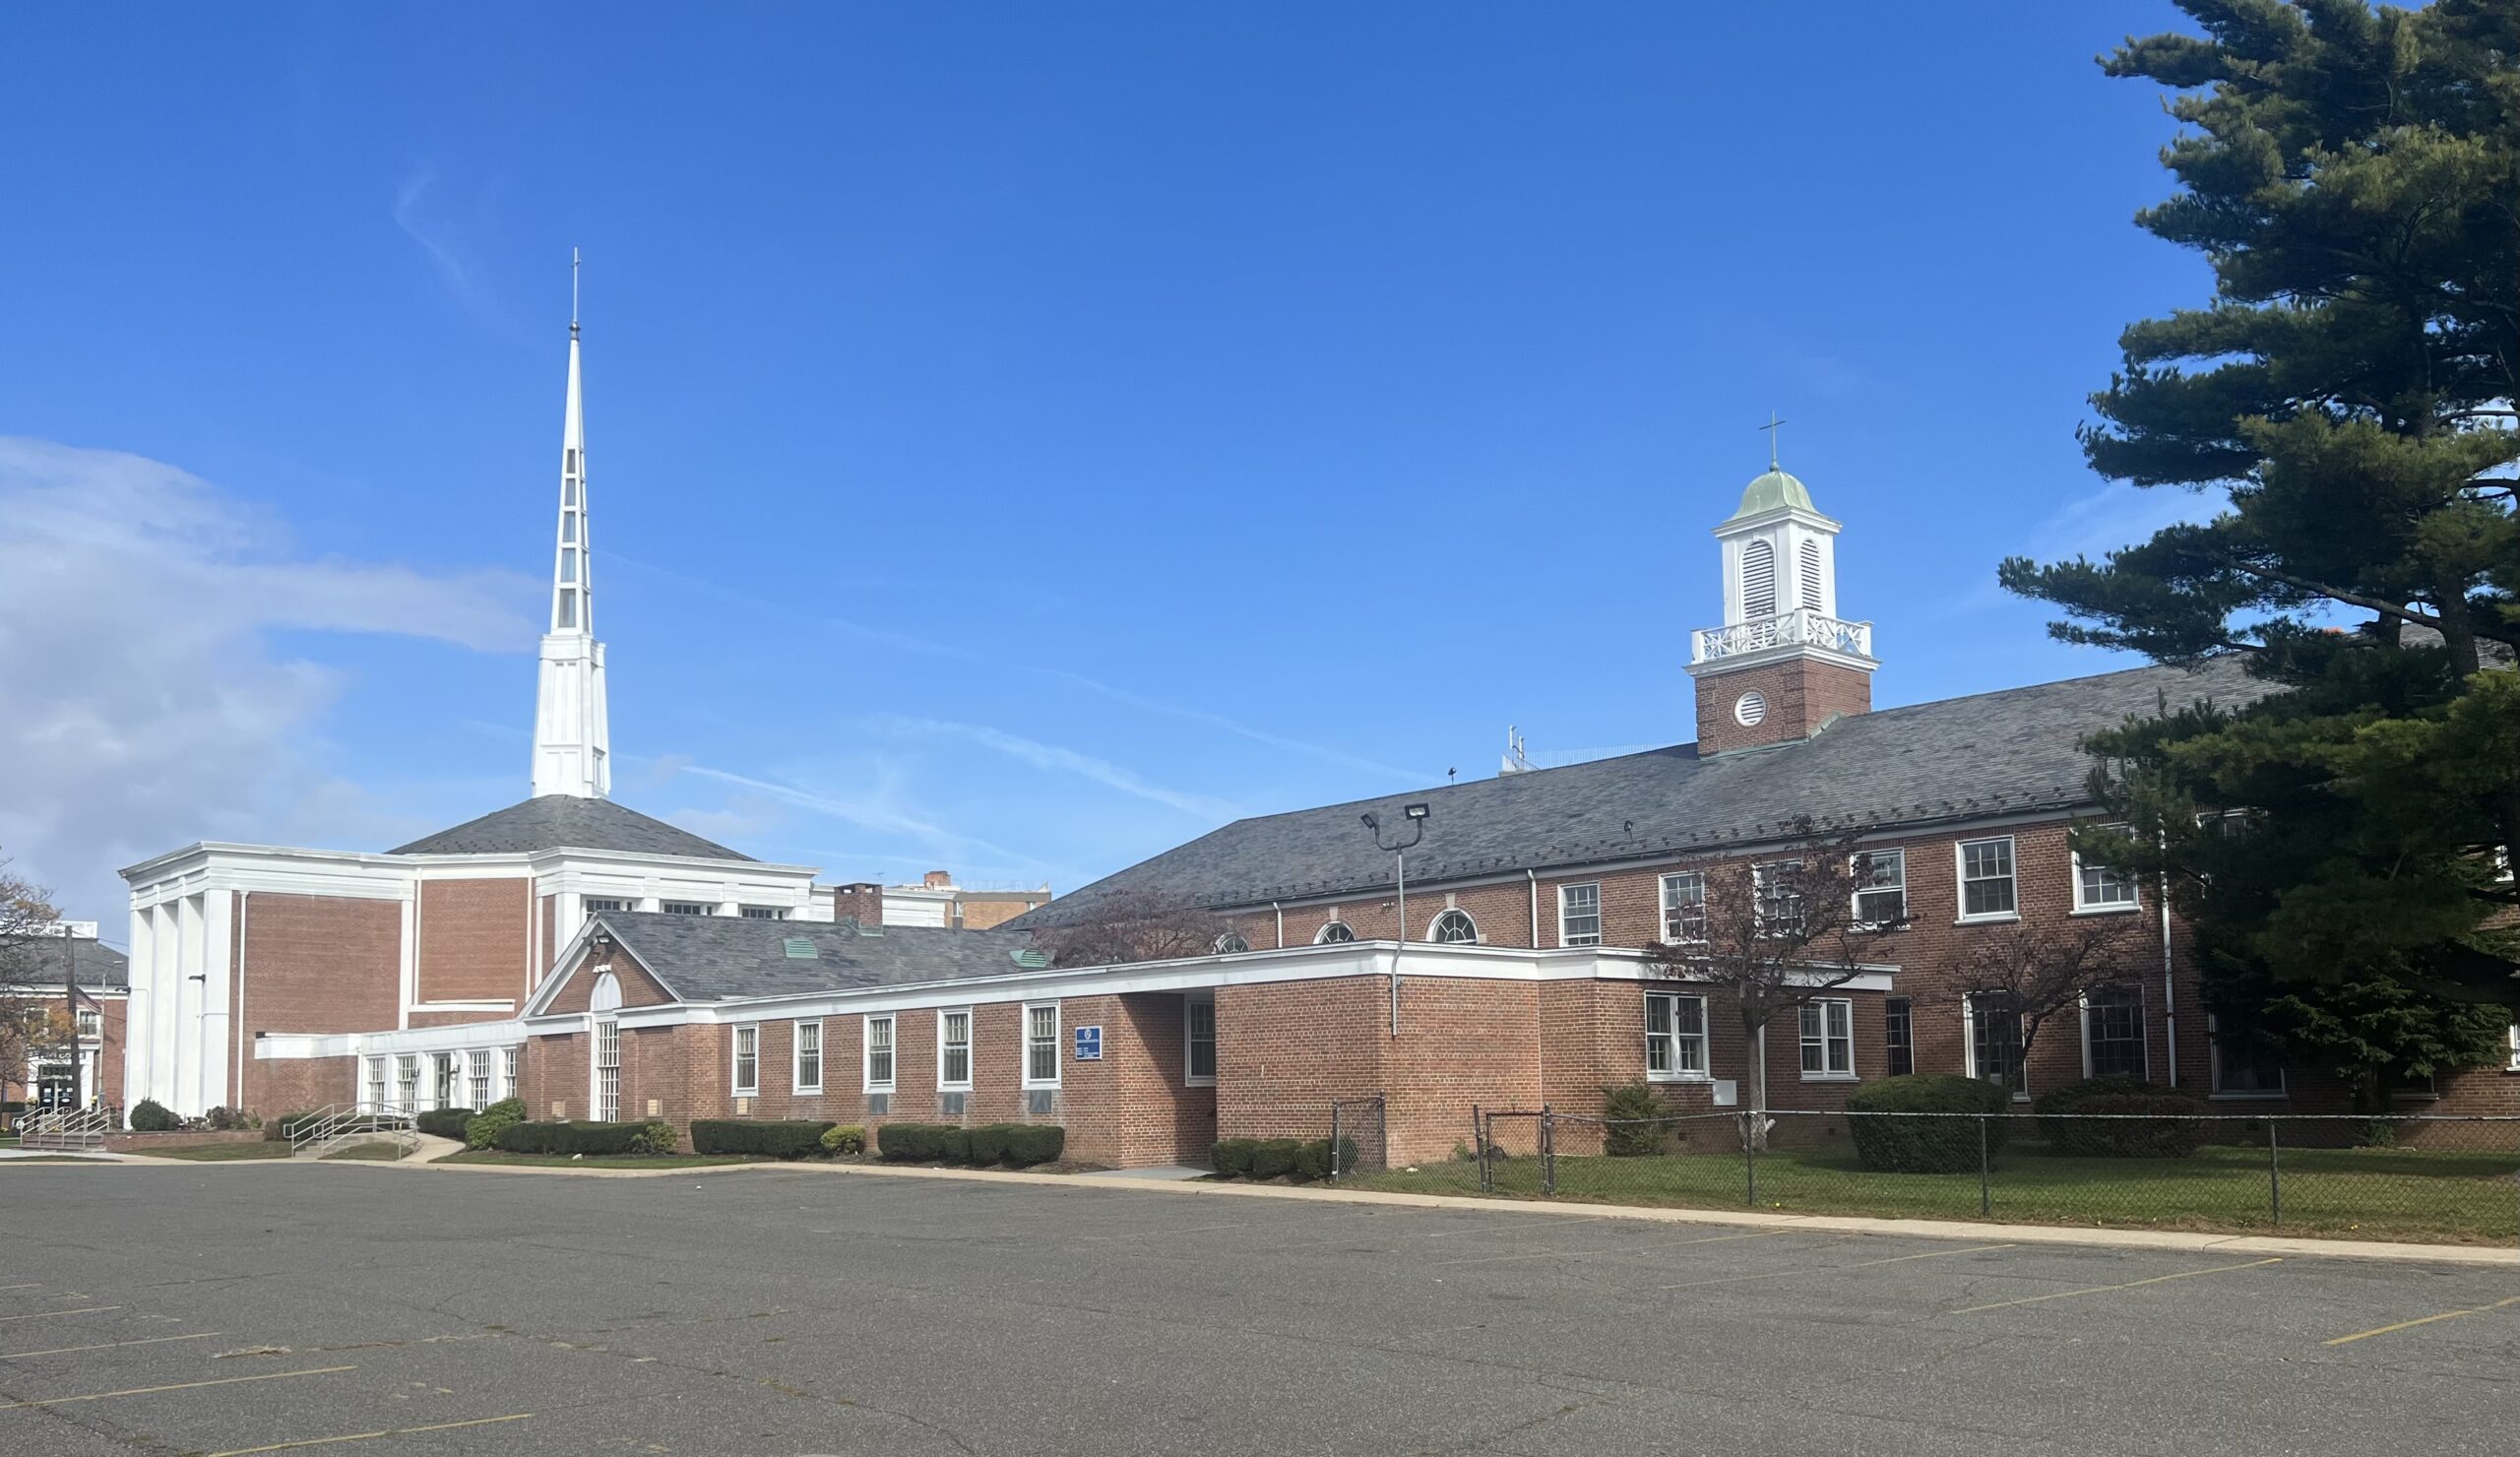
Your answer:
(1023, 1002), (1062, 1088)
(1965, 992), (2027, 1098)
(1753, 860), (1804, 936)
(1214, 931), (1250, 955)
(365, 1055), (388, 1110)
(431, 1052), (458, 1110)
(1644, 991), (1708, 1079)
(583, 896), (627, 923)
(863, 1014), (896, 1093)
(1185, 993), (1217, 1086)
(2208, 1017), (2285, 1099)
(740, 905), (789, 920)
(1429, 909), (1478, 944)
(2072, 827), (2141, 913)
(938, 1008), (973, 1090)
(1315, 921), (1355, 944)
(731, 1023), (760, 1097)
(1957, 837), (2018, 920)
(1884, 996), (1914, 1077)
(498, 1046), (520, 1103)
(396, 1053), (419, 1112)
(1799, 998), (1855, 1079)
(1660, 871), (1707, 943)
(2081, 984), (2147, 1080)
(2508, 1024), (2520, 1073)
(662, 901), (714, 917)
(467, 1049), (492, 1109)
(793, 1019), (824, 1094)
(74, 1008), (102, 1040)
(595, 1019), (621, 1122)
(1558, 882), (1603, 947)
(1852, 849), (1906, 926)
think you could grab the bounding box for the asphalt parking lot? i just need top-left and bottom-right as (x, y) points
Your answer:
(2, 1164), (2515, 1456)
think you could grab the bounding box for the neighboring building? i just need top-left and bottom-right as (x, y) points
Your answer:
(878, 871), (1053, 930)
(3, 921), (128, 1115)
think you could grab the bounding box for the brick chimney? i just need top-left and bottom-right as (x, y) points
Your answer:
(832, 882), (884, 925)
(922, 869), (953, 889)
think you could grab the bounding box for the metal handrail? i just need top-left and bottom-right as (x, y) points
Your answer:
(19, 1106), (117, 1152)
(288, 1101), (414, 1154)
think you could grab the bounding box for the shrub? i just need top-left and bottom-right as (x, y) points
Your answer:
(1290, 1139), (1331, 1181)
(690, 1119), (833, 1159)
(203, 1105), (254, 1132)
(491, 1119), (646, 1156)
(465, 1098), (527, 1151)
(877, 1122), (951, 1162)
(965, 1123), (1015, 1166)
(128, 1099), (178, 1132)
(1249, 1137), (1302, 1179)
(1846, 1075), (2010, 1173)
(414, 1108), (475, 1141)
(266, 1110), (323, 1142)
(1212, 1137), (1257, 1177)
(2035, 1078), (2206, 1158)
(632, 1119), (679, 1155)
(1004, 1123), (1064, 1167)
(1601, 1082), (1669, 1157)
(820, 1124), (866, 1156)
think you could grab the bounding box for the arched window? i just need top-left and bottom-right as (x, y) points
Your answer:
(590, 971), (623, 1014)
(1214, 931), (1250, 955)
(1741, 539), (1777, 617)
(1798, 539), (1823, 610)
(1315, 921), (1355, 944)
(1428, 909), (1479, 945)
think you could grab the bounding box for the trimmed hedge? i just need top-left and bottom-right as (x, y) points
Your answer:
(821, 1124), (866, 1155)
(465, 1098), (527, 1151)
(876, 1121), (1064, 1166)
(690, 1119), (834, 1159)
(1249, 1137), (1301, 1179)
(1212, 1137), (1256, 1177)
(1846, 1075), (2011, 1173)
(129, 1098), (178, 1132)
(2035, 1079), (2209, 1159)
(876, 1122), (969, 1163)
(1211, 1136), (1350, 1181)
(965, 1123), (1014, 1166)
(1004, 1123), (1064, 1167)
(491, 1119), (647, 1156)
(414, 1108), (475, 1141)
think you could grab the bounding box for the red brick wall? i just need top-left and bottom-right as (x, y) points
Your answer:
(237, 893), (400, 1113)
(253, 1052), (357, 1117)
(542, 947), (677, 1013)
(1692, 657), (1873, 754)
(833, 883), (884, 924)
(415, 877), (529, 1006)
(537, 895), (557, 989)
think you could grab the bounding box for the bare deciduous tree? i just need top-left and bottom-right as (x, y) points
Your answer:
(1941, 915), (2148, 1089)
(1030, 887), (1230, 968)
(1641, 821), (1910, 1130)
(0, 855), (67, 1117)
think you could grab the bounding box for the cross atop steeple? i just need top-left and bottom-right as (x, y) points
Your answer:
(1760, 411), (1785, 473)
(532, 252), (611, 798)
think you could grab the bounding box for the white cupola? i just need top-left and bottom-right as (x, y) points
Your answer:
(1718, 468), (1839, 625)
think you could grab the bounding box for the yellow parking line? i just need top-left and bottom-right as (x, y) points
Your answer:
(0, 1364), (353, 1411)
(2323, 1293), (2520, 1348)
(1660, 1240), (2012, 1291)
(201, 1413), (534, 1455)
(1949, 1257), (2282, 1314)
(1434, 1228), (1796, 1268)
(0, 1306), (120, 1325)
(2, 1332), (225, 1361)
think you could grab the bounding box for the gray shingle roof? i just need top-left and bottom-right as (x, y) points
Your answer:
(592, 912), (1032, 1002)
(1013, 658), (2270, 927)
(2, 936), (127, 991)
(392, 796), (752, 860)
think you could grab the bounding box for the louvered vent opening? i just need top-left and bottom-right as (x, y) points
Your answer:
(1798, 539), (1823, 609)
(1741, 539), (1777, 617)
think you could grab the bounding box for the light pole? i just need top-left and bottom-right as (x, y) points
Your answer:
(1360, 804), (1430, 1036)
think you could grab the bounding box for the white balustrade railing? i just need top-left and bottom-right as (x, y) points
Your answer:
(1691, 609), (1874, 665)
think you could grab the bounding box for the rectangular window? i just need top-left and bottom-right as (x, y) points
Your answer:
(468, 1049), (492, 1109)
(863, 1015), (895, 1092)
(2073, 827), (2141, 913)
(731, 1024), (759, 1097)
(1958, 837), (2018, 920)
(2509, 1024), (2520, 1073)
(662, 902), (714, 917)
(1660, 871), (1707, 943)
(740, 906), (788, 920)
(938, 1009), (972, 1090)
(1185, 995), (1217, 1085)
(1967, 993), (2027, 1097)
(2082, 984), (2147, 1080)
(1023, 1002), (1060, 1088)
(499, 1046), (520, 1103)
(1557, 882), (1603, 947)
(1644, 992), (1708, 1079)
(584, 897), (627, 913)
(2209, 1018), (2285, 1098)
(1884, 996), (1914, 1078)
(75, 1008), (102, 1040)
(365, 1055), (388, 1110)
(395, 1054), (419, 1112)
(793, 1019), (823, 1094)
(595, 1019), (620, 1122)
(1754, 860), (1804, 937)
(1799, 998), (1855, 1078)
(432, 1052), (458, 1109)
(1853, 849), (1906, 926)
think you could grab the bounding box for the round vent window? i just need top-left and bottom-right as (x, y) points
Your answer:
(1734, 690), (1769, 728)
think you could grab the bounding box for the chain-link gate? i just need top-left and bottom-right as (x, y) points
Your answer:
(1329, 1095), (1386, 1178)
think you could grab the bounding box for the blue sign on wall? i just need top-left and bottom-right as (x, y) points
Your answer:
(1073, 1025), (1103, 1061)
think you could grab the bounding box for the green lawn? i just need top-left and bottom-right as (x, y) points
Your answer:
(144, 1142), (294, 1162)
(1350, 1143), (2520, 1245)
(438, 1150), (770, 1170)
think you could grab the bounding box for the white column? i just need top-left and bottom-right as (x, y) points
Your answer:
(203, 891), (234, 1111)
(175, 895), (206, 1115)
(123, 901), (156, 1109)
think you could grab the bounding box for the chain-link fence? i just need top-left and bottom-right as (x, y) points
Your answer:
(1329, 1096), (1387, 1178)
(1436, 1108), (2520, 1244)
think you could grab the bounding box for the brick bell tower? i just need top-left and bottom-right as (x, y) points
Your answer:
(1685, 442), (1877, 753)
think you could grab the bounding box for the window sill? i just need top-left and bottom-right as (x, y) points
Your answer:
(731, 1089), (760, 1100)
(792, 1087), (823, 1098)
(1560, 939), (1604, 950)
(2208, 1091), (2287, 1102)
(1647, 1072), (1712, 1085)
(2068, 904), (2141, 917)
(938, 1084), (974, 1095)
(1020, 1084), (1062, 1094)
(1184, 1076), (1216, 1088)
(1955, 914), (2020, 926)
(1799, 1073), (1859, 1084)
(863, 1087), (896, 1098)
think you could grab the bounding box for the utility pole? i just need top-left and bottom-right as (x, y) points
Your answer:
(62, 926), (82, 1111)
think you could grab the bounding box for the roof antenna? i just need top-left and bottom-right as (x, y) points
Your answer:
(1499, 726), (1536, 776)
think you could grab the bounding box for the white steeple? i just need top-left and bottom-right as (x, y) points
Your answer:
(531, 251), (611, 799)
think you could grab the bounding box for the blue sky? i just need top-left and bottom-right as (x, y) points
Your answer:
(0, 2), (2217, 926)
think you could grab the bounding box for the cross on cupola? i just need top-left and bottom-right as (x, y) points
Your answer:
(531, 249), (612, 798)
(1682, 420), (1878, 752)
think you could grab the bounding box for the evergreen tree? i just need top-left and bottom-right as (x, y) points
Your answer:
(1997, 1), (2518, 1098)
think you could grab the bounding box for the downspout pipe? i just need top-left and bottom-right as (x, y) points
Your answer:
(2158, 836), (2178, 1088)
(1527, 869), (1539, 947)
(1272, 901), (1283, 949)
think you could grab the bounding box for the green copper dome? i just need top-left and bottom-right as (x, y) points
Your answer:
(1725, 468), (1814, 524)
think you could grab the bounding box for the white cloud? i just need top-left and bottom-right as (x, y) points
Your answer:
(391, 167), (528, 342)
(868, 716), (1240, 821)
(0, 437), (536, 922)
